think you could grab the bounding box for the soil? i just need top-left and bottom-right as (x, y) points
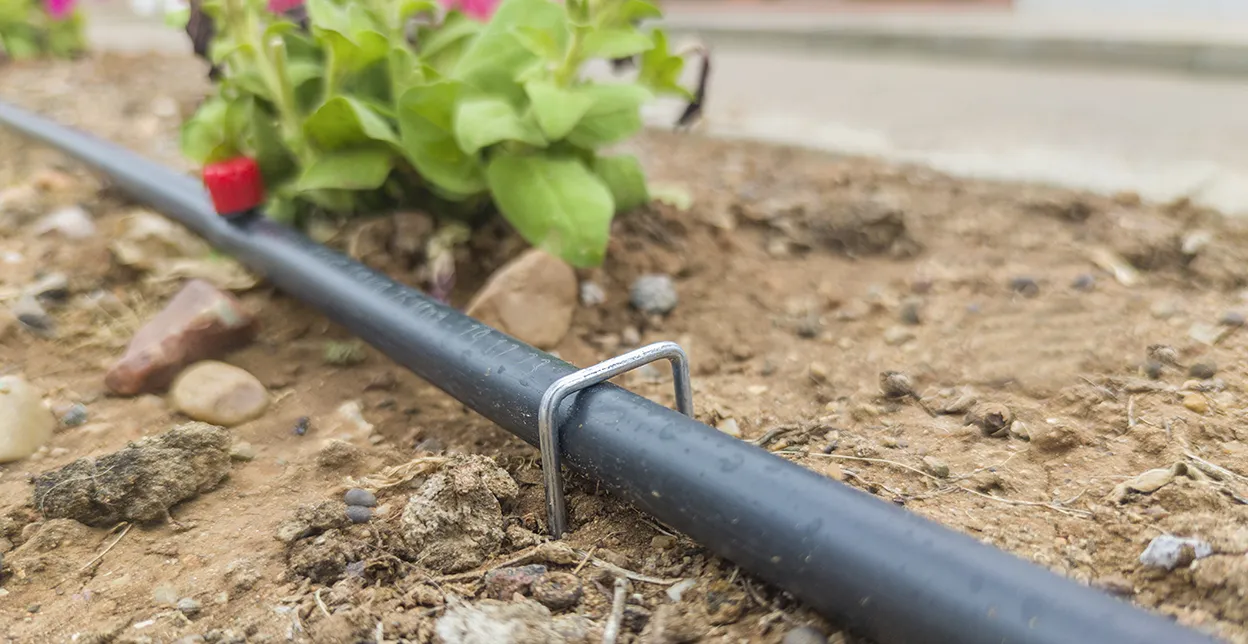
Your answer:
(3, 52), (1248, 643)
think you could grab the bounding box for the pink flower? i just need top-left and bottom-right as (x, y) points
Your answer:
(440, 0), (499, 21)
(44, 0), (76, 20)
(267, 0), (304, 12)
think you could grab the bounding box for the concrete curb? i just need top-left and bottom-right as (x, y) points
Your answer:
(659, 15), (1248, 78)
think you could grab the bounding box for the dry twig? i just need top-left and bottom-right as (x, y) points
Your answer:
(601, 577), (630, 644)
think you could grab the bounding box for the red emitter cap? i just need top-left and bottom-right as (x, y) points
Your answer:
(203, 157), (265, 218)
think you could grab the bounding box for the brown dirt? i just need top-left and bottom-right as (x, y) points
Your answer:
(3, 52), (1248, 643)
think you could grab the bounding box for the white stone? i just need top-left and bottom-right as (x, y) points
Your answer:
(0, 376), (55, 463)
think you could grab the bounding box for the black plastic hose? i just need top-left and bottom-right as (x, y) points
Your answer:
(0, 101), (1218, 644)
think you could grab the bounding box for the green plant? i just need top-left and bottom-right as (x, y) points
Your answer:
(180, 0), (699, 267)
(0, 0), (87, 61)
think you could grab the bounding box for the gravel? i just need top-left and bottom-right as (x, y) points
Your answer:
(629, 274), (678, 315)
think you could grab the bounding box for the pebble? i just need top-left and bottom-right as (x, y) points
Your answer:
(169, 361), (270, 427)
(345, 505), (372, 524)
(483, 564), (547, 600)
(26, 273), (70, 305)
(783, 626), (829, 644)
(322, 340), (367, 366)
(621, 326), (641, 346)
(31, 205), (96, 240)
(229, 442), (256, 461)
(58, 403), (88, 427)
(343, 488), (377, 507)
(879, 371), (916, 399)
(630, 274), (678, 315)
(716, 418), (741, 437)
(530, 571), (583, 610)
(106, 280), (257, 395)
(177, 597), (202, 618)
(1189, 362), (1217, 379)
(1150, 299), (1181, 320)
(1142, 361), (1164, 380)
(899, 297), (923, 325)
(808, 362), (830, 385)
(1071, 273), (1096, 291)
(464, 249), (578, 349)
(1008, 420), (1030, 441)
(1220, 311), (1246, 327)
(1183, 393), (1209, 414)
(1139, 534), (1212, 571)
(1147, 344), (1179, 366)
(967, 402), (1013, 437)
(11, 293), (54, 337)
(921, 456), (950, 478)
(1009, 276), (1040, 298)
(0, 376), (56, 463)
(579, 281), (606, 307)
(882, 326), (915, 346)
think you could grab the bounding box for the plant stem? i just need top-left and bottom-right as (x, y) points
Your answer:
(554, 26), (585, 86)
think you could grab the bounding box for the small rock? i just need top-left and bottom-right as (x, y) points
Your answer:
(336, 401), (374, 435)
(26, 272), (70, 305)
(579, 281), (605, 307)
(1142, 361), (1164, 380)
(1150, 299), (1181, 320)
(1183, 393), (1209, 414)
(465, 249), (577, 350)
(401, 455), (519, 573)
(1220, 311), (1245, 327)
(808, 362), (830, 385)
(531, 571), (583, 610)
(33, 422), (231, 526)
(435, 597), (563, 643)
(1009, 277), (1040, 298)
(1139, 534), (1212, 571)
(0, 375), (56, 463)
(1071, 274), (1096, 291)
(652, 535), (677, 549)
(105, 280), (257, 396)
(666, 579), (697, 603)
(783, 626), (829, 644)
(882, 326), (915, 346)
(898, 297), (923, 325)
(630, 274), (678, 315)
(152, 585), (178, 605)
(483, 564), (547, 600)
(716, 418), (741, 437)
(293, 416), (311, 436)
(170, 361), (269, 427)
(323, 340), (367, 366)
(1007, 420), (1030, 441)
(11, 293), (54, 337)
(317, 440), (363, 469)
(345, 505), (372, 524)
(229, 442), (256, 462)
(652, 604), (708, 643)
(921, 456), (950, 478)
(1189, 323), (1224, 346)
(343, 488), (377, 507)
(879, 371), (917, 400)
(177, 597), (202, 618)
(31, 205), (96, 240)
(794, 313), (822, 338)
(621, 326), (642, 346)
(58, 403), (88, 428)
(1189, 362), (1217, 379)
(966, 403), (1013, 437)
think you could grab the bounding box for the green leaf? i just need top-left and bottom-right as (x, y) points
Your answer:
(304, 95), (399, 150)
(420, 11), (481, 58)
(485, 153), (615, 267)
(249, 104), (295, 183)
(395, 0), (436, 23)
(296, 148), (394, 191)
(511, 25), (560, 60)
(180, 97), (234, 165)
(593, 155), (649, 213)
(396, 82), (486, 197)
(453, 97), (547, 155)
(452, 0), (567, 102)
(580, 28), (653, 60)
(524, 80), (594, 140)
(308, 0), (388, 73)
(619, 0), (663, 21)
(638, 29), (692, 100)
(565, 84), (652, 149)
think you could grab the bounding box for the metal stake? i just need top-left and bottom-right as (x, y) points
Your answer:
(538, 341), (694, 538)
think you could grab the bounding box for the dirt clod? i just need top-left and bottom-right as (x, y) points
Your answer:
(966, 403), (1013, 437)
(400, 455), (519, 573)
(484, 564), (547, 600)
(32, 422), (231, 526)
(435, 597), (565, 644)
(530, 571), (583, 611)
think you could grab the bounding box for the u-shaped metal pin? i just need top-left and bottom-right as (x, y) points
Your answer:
(538, 341), (695, 538)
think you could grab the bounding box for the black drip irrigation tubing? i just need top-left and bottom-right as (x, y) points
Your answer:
(0, 100), (1219, 644)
